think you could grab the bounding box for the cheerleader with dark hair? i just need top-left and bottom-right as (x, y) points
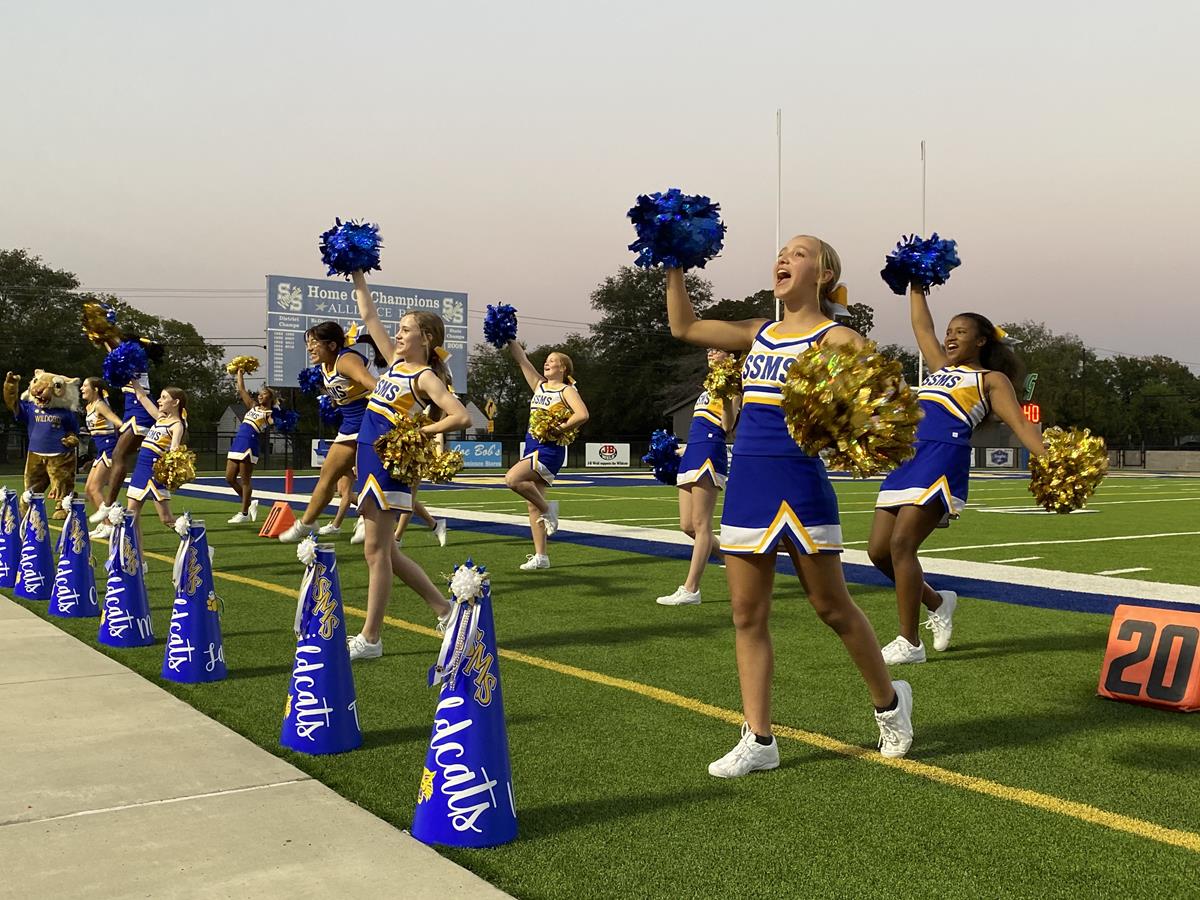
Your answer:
(82, 377), (124, 539)
(225, 370), (274, 525)
(868, 287), (1047, 664)
(97, 335), (164, 520)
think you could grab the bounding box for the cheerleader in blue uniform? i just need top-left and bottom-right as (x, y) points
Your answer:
(124, 382), (185, 551)
(100, 335), (164, 517)
(225, 370), (274, 525)
(81, 377), (124, 537)
(502, 342), (589, 571)
(657, 351), (738, 606)
(666, 235), (914, 775)
(868, 287), (1047, 664)
(346, 271), (471, 660)
(278, 322), (378, 542)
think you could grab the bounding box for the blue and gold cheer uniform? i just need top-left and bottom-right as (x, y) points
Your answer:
(521, 381), (573, 486)
(678, 391), (728, 489)
(322, 348), (371, 443)
(227, 405), (272, 464)
(355, 362), (430, 511)
(127, 417), (180, 502)
(876, 366), (991, 517)
(719, 321), (843, 556)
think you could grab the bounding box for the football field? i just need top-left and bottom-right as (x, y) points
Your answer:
(4, 471), (1199, 899)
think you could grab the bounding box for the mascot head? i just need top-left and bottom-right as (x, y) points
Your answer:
(23, 370), (82, 412)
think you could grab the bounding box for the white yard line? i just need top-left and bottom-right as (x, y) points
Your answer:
(993, 556), (1043, 563)
(1096, 567), (1152, 576)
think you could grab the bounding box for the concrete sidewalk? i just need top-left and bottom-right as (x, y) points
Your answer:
(0, 595), (510, 900)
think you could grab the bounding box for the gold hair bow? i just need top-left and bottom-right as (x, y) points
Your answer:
(434, 346), (451, 362)
(994, 325), (1021, 346)
(346, 322), (360, 340)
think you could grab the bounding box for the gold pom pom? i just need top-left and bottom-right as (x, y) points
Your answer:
(422, 448), (466, 484)
(529, 405), (578, 446)
(1028, 426), (1108, 513)
(703, 354), (743, 401)
(81, 302), (121, 348)
(373, 414), (433, 485)
(152, 447), (197, 491)
(226, 356), (260, 375)
(780, 340), (922, 478)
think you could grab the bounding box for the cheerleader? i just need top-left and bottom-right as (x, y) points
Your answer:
(347, 271), (470, 660)
(502, 342), (589, 570)
(868, 287), (1047, 664)
(99, 335), (164, 517)
(657, 351), (738, 606)
(81, 377), (124, 539)
(225, 370), (273, 525)
(124, 382), (185, 551)
(277, 322), (378, 542)
(666, 235), (914, 775)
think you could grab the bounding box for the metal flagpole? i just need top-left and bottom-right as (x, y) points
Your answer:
(775, 109), (782, 322)
(917, 139), (927, 384)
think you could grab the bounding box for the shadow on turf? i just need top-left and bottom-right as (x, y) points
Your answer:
(934, 629), (1099, 662)
(503, 618), (725, 651)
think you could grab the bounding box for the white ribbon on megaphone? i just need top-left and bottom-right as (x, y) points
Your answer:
(172, 512), (193, 593)
(294, 536), (318, 637)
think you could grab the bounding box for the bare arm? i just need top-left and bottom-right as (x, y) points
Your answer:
(351, 271), (395, 363)
(130, 381), (159, 417)
(235, 370), (254, 409)
(720, 395), (740, 433)
(559, 385), (589, 432)
(819, 324), (868, 351)
(416, 372), (471, 434)
(169, 421), (184, 451)
(910, 287), (947, 370)
(508, 341), (544, 392)
(95, 399), (124, 429)
(986, 372), (1046, 457)
(336, 347), (379, 391)
(667, 268), (763, 350)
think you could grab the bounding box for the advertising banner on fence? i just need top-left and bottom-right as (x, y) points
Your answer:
(985, 448), (1015, 468)
(585, 442), (630, 468)
(448, 440), (503, 469)
(266, 274), (468, 390)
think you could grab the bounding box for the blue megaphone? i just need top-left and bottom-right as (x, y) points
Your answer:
(98, 509), (155, 647)
(0, 487), (19, 590)
(412, 560), (517, 848)
(50, 497), (100, 618)
(280, 541), (361, 755)
(162, 517), (226, 682)
(14, 493), (53, 601)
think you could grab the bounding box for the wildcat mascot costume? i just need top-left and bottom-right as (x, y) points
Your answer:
(5, 370), (81, 519)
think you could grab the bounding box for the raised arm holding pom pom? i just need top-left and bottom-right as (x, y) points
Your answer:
(123, 382), (186, 553)
(665, 235), (913, 776)
(347, 270), (470, 660)
(225, 370), (276, 526)
(868, 285), (1046, 667)
(503, 338), (589, 571)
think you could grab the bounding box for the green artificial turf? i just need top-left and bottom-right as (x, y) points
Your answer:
(4, 475), (1199, 899)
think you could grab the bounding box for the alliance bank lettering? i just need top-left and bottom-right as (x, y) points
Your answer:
(304, 284), (444, 311)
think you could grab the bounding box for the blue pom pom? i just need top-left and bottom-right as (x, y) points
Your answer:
(273, 407), (300, 434)
(641, 429), (681, 485)
(102, 341), (149, 387)
(880, 233), (961, 295)
(298, 365), (323, 396)
(318, 218), (383, 279)
(103, 303), (117, 324)
(317, 394), (343, 426)
(627, 188), (726, 270)
(483, 303), (519, 349)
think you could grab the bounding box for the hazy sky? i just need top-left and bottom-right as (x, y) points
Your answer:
(4, 1), (1198, 377)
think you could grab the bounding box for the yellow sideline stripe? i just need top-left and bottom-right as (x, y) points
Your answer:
(77, 536), (1200, 855)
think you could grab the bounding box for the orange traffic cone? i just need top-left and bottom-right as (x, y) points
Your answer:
(258, 502), (296, 538)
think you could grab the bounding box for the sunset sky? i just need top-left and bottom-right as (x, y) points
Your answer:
(4, 1), (1198, 377)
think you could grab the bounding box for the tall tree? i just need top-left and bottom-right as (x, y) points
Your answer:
(837, 302), (875, 337)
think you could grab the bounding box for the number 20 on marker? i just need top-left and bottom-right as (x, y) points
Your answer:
(1098, 604), (1200, 711)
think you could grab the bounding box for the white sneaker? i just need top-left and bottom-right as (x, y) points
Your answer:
(278, 521), (314, 543)
(519, 554), (550, 571)
(433, 518), (448, 547)
(248, 499), (259, 522)
(875, 680), (914, 758)
(708, 723), (780, 778)
(881, 635), (926, 665)
(924, 590), (957, 652)
(88, 503), (110, 524)
(317, 522), (342, 536)
(89, 523), (112, 540)
(350, 517), (366, 545)
(538, 501), (559, 538)
(228, 512), (251, 524)
(657, 586), (701, 606)
(347, 633), (383, 661)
